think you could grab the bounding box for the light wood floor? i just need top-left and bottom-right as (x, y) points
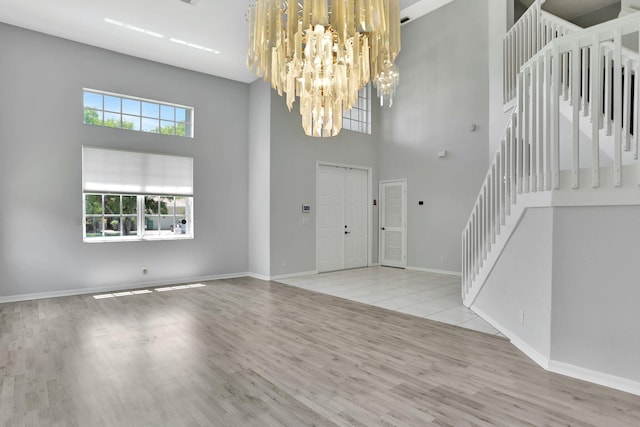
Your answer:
(1, 277), (639, 426)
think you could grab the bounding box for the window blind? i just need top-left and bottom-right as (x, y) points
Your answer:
(82, 146), (193, 196)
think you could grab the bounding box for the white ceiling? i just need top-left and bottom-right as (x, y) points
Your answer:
(0, 0), (451, 84)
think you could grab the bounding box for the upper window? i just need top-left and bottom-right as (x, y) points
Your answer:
(83, 89), (194, 138)
(342, 85), (371, 135)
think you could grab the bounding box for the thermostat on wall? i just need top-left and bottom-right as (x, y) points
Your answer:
(302, 204), (311, 213)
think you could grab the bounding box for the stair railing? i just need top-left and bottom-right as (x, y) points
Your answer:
(504, 0), (582, 104)
(464, 13), (640, 303)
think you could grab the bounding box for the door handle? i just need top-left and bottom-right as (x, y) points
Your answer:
(345, 231), (351, 234)
(381, 227), (385, 231)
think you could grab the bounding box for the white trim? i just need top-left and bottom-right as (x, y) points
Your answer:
(247, 272), (272, 281)
(503, 99), (516, 112)
(472, 306), (640, 397)
(315, 161), (374, 272)
(0, 272), (248, 304)
(379, 178), (408, 268)
(472, 306), (550, 369)
(271, 270), (319, 281)
(406, 266), (462, 277)
(548, 361), (640, 397)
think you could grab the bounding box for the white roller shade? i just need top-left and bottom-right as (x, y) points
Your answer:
(82, 146), (193, 196)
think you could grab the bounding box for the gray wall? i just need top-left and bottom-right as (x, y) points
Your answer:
(379, 0), (490, 273)
(0, 23), (249, 298)
(248, 80), (271, 278)
(552, 206), (640, 382)
(474, 208), (554, 360)
(269, 93), (379, 277)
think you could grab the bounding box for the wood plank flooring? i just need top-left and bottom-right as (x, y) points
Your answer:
(1, 277), (639, 426)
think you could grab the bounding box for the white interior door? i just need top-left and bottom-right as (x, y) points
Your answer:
(344, 168), (368, 269)
(380, 180), (407, 268)
(317, 165), (368, 272)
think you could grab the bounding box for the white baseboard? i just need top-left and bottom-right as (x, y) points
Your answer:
(0, 272), (249, 304)
(472, 306), (640, 396)
(548, 361), (640, 397)
(406, 266), (462, 277)
(247, 272), (272, 281)
(271, 270), (318, 281)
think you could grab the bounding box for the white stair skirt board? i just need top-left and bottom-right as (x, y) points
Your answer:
(473, 306), (640, 396)
(0, 272), (250, 304)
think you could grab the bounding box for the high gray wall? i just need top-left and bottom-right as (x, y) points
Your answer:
(248, 80), (271, 278)
(269, 93), (379, 277)
(0, 23), (249, 299)
(378, 0), (490, 273)
(552, 206), (640, 382)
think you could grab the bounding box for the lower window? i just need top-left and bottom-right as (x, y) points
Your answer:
(84, 193), (193, 242)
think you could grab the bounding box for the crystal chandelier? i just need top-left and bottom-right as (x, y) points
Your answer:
(373, 62), (399, 107)
(247, 0), (401, 137)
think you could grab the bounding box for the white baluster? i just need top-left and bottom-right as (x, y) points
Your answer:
(591, 37), (601, 188)
(614, 27), (622, 187)
(552, 48), (561, 189)
(572, 42), (580, 189)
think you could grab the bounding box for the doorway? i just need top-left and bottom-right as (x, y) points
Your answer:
(379, 179), (407, 268)
(317, 164), (370, 273)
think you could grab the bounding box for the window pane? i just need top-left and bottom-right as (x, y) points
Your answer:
(160, 215), (174, 234)
(144, 215), (159, 235)
(104, 95), (121, 113)
(84, 108), (103, 125)
(122, 216), (137, 236)
(144, 196), (159, 214)
(174, 197), (187, 215)
(122, 196), (137, 215)
(104, 195), (121, 214)
(142, 118), (160, 133)
(142, 102), (159, 118)
(160, 121), (175, 135)
(158, 196), (172, 214)
(176, 108), (187, 122)
(160, 105), (174, 121)
(122, 114), (141, 131)
(85, 194), (103, 214)
(174, 217), (187, 234)
(85, 217), (103, 238)
(175, 123), (186, 137)
(104, 112), (121, 128)
(83, 92), (103, 109)
(122, 98), (141, 116)
(104, 217), (121, 237)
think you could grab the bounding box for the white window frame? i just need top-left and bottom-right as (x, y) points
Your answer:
(342, 84), (372, 135)
(83, 194), (194, 243)
(82, 88), (194, 138)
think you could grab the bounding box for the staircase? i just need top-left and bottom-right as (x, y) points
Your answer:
(460, 1), (640, 394)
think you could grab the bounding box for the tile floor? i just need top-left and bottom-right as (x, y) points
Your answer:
(277, 266), (502, 336)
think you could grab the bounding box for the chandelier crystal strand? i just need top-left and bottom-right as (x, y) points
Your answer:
(374, 62), (399, 107)
(247, 0), (401, 137)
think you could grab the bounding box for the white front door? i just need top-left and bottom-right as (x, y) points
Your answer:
(379, 179), (407, 268)
(317, 165), (368, 272)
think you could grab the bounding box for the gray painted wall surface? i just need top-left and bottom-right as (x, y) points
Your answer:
(379, 0), (490, 273)
(551, 206), (640, 382)
(248, 80), (271, 277)
(269, 94), (379, 277)
(489, 0), (512, 158)
(0, 23), (249, 297)
(473, 208), (554, 359)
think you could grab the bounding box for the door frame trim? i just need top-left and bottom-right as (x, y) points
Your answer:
(379, 178), (408, 268)
(315, 161), (373, 272)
